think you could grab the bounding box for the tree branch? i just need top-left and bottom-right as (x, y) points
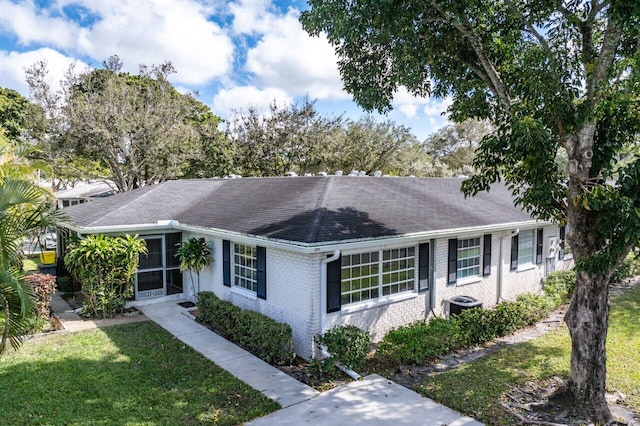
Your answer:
(504, 0), (552, 56)
(587, 14), (622, 99)
(428, 0), (512, 107)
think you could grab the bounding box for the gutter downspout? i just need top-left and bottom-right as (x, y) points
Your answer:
(319, 250), (362, 381)
(498, 229), (519, 303)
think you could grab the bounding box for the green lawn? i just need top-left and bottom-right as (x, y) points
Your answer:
(416, 287), (640, 425)
(0, 322), (279, 425)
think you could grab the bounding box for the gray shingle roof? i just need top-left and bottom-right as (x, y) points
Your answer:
(63, 177), (535, 244)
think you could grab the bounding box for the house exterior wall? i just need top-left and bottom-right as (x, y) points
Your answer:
(182, 225), (564, 360)
(185, 232), (321, 359)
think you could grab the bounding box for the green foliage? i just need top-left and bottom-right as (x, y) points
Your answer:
(314, 325), (371, 371)
(378, 318), (462, 365)
(0, 176), (62, 356)
(542, 270), (577, 305)
(306, 356), (337, 382)
(175, 237), (212, 298)
(611, 250), (640, 283)
(378, 271), (576, 365)
(197, 291), (295, 365)
(234, 309), (295, 365)
(64, 234), (147, 318)
(24, 273), (56, 320)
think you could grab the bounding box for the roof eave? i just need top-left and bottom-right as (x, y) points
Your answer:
(61, 219), (552, 254)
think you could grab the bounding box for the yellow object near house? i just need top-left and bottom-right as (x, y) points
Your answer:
(40, 251), (56, 265)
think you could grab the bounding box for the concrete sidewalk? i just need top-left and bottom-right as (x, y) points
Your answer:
(136, 300), (319, 408)
(138, 300), (483, 425)
(248, 374), (481, 426)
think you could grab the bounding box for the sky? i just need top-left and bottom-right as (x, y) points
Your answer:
(0, 0), (452, 140)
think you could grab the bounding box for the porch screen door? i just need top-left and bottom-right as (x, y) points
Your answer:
(136, 236), (166, 299)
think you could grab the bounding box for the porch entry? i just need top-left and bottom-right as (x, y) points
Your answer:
(136, 233), (183, 300)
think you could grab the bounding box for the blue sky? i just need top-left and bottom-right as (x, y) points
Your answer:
(0, 0), (451, 140)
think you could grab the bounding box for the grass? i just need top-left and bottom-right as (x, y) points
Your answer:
(23, 254), (39, 273)
(0, 322), (279, 425)
(415, 287), (640, 425)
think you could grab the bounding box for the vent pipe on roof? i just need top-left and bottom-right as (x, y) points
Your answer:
(286, 171), (298, 177)
(335, 170), (343, 176)
(373, 170), (382, 177)
(317, 171), (327, 177)
(348, 170), (359, 176)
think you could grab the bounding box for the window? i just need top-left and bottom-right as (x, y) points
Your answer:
(457, 237), (481, 280)
(233, 243), (257, 292)
(340, 247), (415, 305)
(517, 230), (535, 267)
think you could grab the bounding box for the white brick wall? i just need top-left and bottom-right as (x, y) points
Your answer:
(185, 232), (321, 359)
(182, 225), (562, 360)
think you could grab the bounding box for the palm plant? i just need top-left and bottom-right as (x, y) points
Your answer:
(175, 237), (212, 301)
(0, 176), (64, 355)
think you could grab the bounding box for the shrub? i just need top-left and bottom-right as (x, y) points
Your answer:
(314, 325), (371, 370)
(453, 307), (499, 346)
(543, 270), (577, 304)
(235, 310), (295, 365)
(611, 251), (640, 283)
(378, 318), (462, 364)
(24, 273), (57, 320)
(197, 291), (295, 365)
(64, 234), (147, 318)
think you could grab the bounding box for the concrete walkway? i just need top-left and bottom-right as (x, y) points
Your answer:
(136, 300), (319, 409)
(137, 300), (483, 425)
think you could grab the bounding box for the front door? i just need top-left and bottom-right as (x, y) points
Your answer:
(136, 236), (166, 299)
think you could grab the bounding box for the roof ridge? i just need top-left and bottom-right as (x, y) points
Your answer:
(88, 181), (168, 226)
(305, 176), (334, 243)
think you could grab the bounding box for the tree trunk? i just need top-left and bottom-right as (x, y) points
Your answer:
(552, 270), (612, 423)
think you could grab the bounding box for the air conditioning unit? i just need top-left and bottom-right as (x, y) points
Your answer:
(548, 237), (559, 258)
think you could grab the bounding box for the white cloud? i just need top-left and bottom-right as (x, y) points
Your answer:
(230, 2), (346, 101)
(0, 0), (81, 49)
(390, 86), (452, 121)
(212, 85), (292, 117)
(0, 0), (235, 86)
(0, 48), (86, 96)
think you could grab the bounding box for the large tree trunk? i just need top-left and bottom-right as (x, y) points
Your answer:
(553, 270), (612, 423)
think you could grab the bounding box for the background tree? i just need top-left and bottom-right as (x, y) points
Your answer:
(425, 119), (493, 175)
(26, 56), (226, 191)
(302, 1), (640, 422)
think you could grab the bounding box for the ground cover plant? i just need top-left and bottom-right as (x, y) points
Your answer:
(415, 286), (640, 425)
(0, 321), (279, 425)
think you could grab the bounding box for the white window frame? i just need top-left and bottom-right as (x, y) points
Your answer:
(232, 243), (257, 293)
(457, 237), (481, 281)
(340, 246), (416, 306)
(518, 230), (535, 269)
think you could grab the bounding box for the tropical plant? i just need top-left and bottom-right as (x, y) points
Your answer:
(175, 237), (212, 300)
(64, 234), (147, 318)
(0, 175), (62, 355)
(302, 1), (639, 421)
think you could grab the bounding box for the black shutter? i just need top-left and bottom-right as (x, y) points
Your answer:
(510, 235), (519, 271)
(327, 256), (341, 313)
(222, 240), (231, 287)
(559, 226), (566, 260)
(256, 246), (266, 300)
(483, 234), (492, 277)
(418, 243), (430, 292)
(448, 239), (458, 285)
(536, 228), (544, 264)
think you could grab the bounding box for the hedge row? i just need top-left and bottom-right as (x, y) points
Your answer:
(197, 291), (295, 365)
(377, 270), (577, 365)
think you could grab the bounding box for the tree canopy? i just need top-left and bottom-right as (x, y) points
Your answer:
(302, 0), (640, 422)
(26, 57), (225, 192)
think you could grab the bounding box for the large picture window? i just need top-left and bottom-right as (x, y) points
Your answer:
(233, 243), (257, 292)
(341, 247), (415, 305)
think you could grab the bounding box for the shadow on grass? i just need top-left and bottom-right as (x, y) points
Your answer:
(0, 322), (278, 425)
(416, 334), (571, 425)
